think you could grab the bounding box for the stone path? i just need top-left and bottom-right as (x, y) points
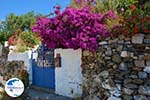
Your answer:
(25, 87), (73, 100)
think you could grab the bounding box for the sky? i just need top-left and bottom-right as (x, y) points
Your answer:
(0, 0), (71, 20)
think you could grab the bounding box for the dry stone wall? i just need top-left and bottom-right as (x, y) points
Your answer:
(0, 47), (29, 87)
(82, 33), (150, 100)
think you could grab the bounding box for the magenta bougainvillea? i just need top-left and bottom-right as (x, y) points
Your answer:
(32, 7), (116, 51)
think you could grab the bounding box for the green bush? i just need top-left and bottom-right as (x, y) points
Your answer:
(20, 31), (39, 48)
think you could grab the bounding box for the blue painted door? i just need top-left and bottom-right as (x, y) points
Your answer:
(32, 45), (55, 89)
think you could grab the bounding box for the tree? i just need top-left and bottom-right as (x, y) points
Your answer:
(6, 11), (37, 32)
(0, 21), (12, 44)
(0, 11), (42, 49)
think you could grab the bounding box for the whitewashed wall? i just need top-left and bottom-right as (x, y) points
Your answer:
(7, 50), (33, 84)
(55, 49), (82, 98)
(0, 45), (2, 56)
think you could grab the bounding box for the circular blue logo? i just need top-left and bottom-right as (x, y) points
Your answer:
(5, 78), (24, 97)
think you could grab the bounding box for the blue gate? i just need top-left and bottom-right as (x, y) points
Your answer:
(31, 44), (55, 89)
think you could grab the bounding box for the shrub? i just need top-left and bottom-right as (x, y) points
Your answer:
(32, 7), (116, 51)
(8, 30), (40, 52)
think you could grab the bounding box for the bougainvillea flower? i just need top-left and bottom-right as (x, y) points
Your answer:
(55, 5), (61, 9)
(130, 5), (136, 11)
(144, 29), (148, 33)
(134, 27), (139, 33)
(131, 16), (136, 20)
(32, 7), (116, 51)
(123, 30), (128, 34)
(140, 18), (144, 23)
(121, 8), (125, 12)
(146, 16), (150, 21)
(119, 20), (123, 24)
(54, 9), (60, 15)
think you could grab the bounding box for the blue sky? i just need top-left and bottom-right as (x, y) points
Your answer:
(0, 0), (70, 20)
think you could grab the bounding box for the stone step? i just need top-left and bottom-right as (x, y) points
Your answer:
(25, 86), (73, 100)
(29, 85), (55, 94)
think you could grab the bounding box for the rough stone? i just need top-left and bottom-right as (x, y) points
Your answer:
(132, 79), (143, 85)
(112, 49), (115, 52)
(105, 56), (111, 60)
(124, 37), (131, 41)
(146, 46), (150, 50)
(134, 95), (148, 100)
(94, 75), (101, 83)
(105, 48), (112, 56)
(102, 79), (116, 90)
(144, 55), (150, 61)
(132, 67), (143, 71)
(130, 52), (134, 57)
(124, 84), (138, 89)
(118, 40), (124, 44)
(116, 45), (123, 52)
(116, 84), (121, 91)
(123, 57), (133, 62)
(147, 96), (150, 100)
(99, 71), (109, 78)
(119, 63), (128, 71)
(89, 87), (96, 94)
(146, 61), (150, 66)
(144, 66), (150, 73)
(104, 45), (108, 49)
(145, 34), (150, 39)
(138, 86), (150, 95)
(108, 39), (118, 44)
(123, 95), (133, 100)
(127, 62), (134, 68)
(107, 96), (121, 100)
(112, 64), (117, 69)
(83, 50), (90, 56)
(112, 55), (122, 64)
(82, 34), (150, 100)
(139, 55), (145, 60)
(144, 39), (150, 44)
(84, 95), (98, 100)
(119, 35), (125, 40)
(124, 79), (132, 84)
(0, 87), (4, 93)
(114, 79), (123, 84)
(132, 34), (144, 44)
(125, 42), (131, 44)
(129, 75), (138, 79)
(138, 72), (147, 78)
(145, 79), (150, 86)
(93, 96), (100, 100)
(133, 56), (138, 59)
(134, 60), (145, 67)
(110, 89), (121, 97)
(103, 91), (110, 97)
(99, 41), (107, 45)
(122, 88), (134, 95)
(121, 51), (128, 57)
